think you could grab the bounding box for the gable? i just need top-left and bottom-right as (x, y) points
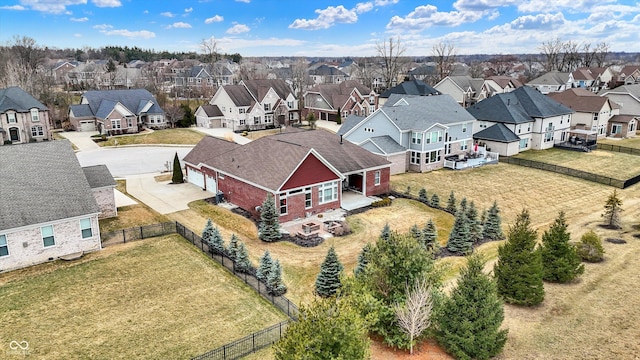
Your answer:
(344, 110), (400, 144)
(281, 153), (340, 191)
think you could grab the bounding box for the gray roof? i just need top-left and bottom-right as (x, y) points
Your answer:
(309, 65), (347, 77)
(337, 114), (365, 136)
(70, 104), (93, 118)
(82, 165), (116, 189)
(601, 84), (640, 98)
(242, 79), (293, 102)
(199, 104), (224, 117)
(527, 71), (570, 86)
(0, 140), (100, 231)
(473, 123), (520, 143)
(447, 76), (484, 92)
(382, 94), (476, 131)
(223, 85), (255, 107)
(380, 79), (440, 98)
(80, 89), (164, 119)
(368, 135), (406, 154)
(467, 86), (573, 124)
(0, 86), (48, 113)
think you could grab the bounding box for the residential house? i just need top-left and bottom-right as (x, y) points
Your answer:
(206, 79), (298, 131)
(195, 104), (225, 128)
(379, 79), (440, 107)
(337, 94), (478, 174)
(407, 65), (437, 83)
(51, 60), (78, 84)
(183, 129), (391, 222)
(0, 86), (51, 145)
(599, 84), (640, 138)
(69, 89), (165, 134)
(548, 88), (620, 138)
(570, 67), (613, 92)
(468, 86), (574, 156)
(82, 165), (117, 219)
(434, 75), (484, 107)
(308, 65), (349, 85)
(0, 141), (102, 272)
(525, 71), (572, 94)
(480, 76), (523, 99)
(304, 80), (377, 122)
(616, 65), (640, 85)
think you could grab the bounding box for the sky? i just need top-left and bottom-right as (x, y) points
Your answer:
(0, 0), (639, 57)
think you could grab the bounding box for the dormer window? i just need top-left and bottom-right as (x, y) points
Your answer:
(31, 108), (39, 122)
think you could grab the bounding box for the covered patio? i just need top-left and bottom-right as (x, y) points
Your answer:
(555, 129), (598, 152)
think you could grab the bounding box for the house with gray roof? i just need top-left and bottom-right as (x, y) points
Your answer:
(525, 71), (573, 94)
(82, 165), (117, 219)
(379, 79), (440, 106)
(195, 104), (225, 128)
(69, 89), (165, 135)
(0, 140), (103, 272)
(0, 86), (51, 145)
(468, 86), (574, 156)
(434, 75), (485, 107)
(304, 80), (377, 123)
(338, 93), (480, 174)
(308, 64), (349, 85)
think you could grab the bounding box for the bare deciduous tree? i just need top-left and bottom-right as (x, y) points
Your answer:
(377, 37), (405, 90)
(432, 41), (456, 82)
(395, 279), (434, 355)
(292, 58), (311, 122)
(594, 42), (609, 67)
(539, 37), (563, 72)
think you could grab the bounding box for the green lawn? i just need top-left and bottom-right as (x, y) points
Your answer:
(512, 148), (640, 179)
(0, 235), (287, 359)
(98, 128), (205, 147)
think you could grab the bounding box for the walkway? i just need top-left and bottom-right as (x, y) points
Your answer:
(192, 127), (252, 144)
(125, 173), (212, 214)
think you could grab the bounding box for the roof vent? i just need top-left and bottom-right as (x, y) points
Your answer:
(507, 98), (511, 105)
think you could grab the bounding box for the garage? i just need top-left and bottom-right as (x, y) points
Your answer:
(205, 174), (217, 193)
(80, 120), (96, 132)
(187, 167), (205, 188)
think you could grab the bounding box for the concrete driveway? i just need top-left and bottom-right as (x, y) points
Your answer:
(57, 131), (101, 151)
(125, 173), (213, 214)
(76, 146), (193, 177)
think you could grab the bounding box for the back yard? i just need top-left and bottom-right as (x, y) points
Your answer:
(0, 235), (287, 359)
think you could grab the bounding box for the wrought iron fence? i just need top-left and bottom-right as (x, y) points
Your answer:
(597, 143), (640, 156)
(101, 222), (177, 246)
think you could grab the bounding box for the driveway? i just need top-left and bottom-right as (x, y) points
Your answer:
(76, 146), (193, 177)
(125, 173), (213, 214)
(316, 120), (342, 133)
(193, 127), (252, 144)
(57, 131), (101, 151)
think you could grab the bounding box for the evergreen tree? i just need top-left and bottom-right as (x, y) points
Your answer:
(336, 106), (342, 125)
(418, 188), (428, 202)
(208, 226), (225, 255)
(422, 219), (440, 254)
(234, 242), (252, 274)
(436, 254), (508, 360)
(576, 230), (605, 262)
(483, 201), (504, 241)
(226, 233), (240, 260)
(259, 193), (282, 242)
(201, 218), (214, 246)
(446, 191), (457, 214)
(494, 209), (545, 306)
(354, 243), (371, 276)
(467, 201), (484, 244)
(179, 103), (195, 127)
(480, 208), (488, 226)
(602, 189), (623, 229)
(447, 207), (472, 255)
(256, 250), (273, 283)
(409, 224), (422, 242)
(267, 260), (287, 296)
(315, 246), (344, 297)
(540, 211), (584, 282)
(459, 197), (468, 214)
(172, 152), (184, 183)
(430, 193), (440, 208)
(380, 223), (392, 241)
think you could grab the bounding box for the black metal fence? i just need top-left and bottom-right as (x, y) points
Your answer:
(499, 156), (630, 188)
(191, 320), (292, 360)
(101, 222), (177, 246)
(597, 143), (640, 156)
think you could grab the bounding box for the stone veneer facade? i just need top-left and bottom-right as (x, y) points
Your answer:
(92, 187), (117, 219)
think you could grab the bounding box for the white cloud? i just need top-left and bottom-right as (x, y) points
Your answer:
(167, 22), (192, 29)
(18, 0), (85, 14)
(74, 33), (82, 37)
(0, 5), (26, 10)
(205, 15), (223, 24)
(374, 0), (399, 5)
(215, 36), (306, 53)
(93, 23), (113, 29)
(92, 0), (121, 7)
(143, 9), (148, 14)
(160, 11), (175, 17)
(517, 0), (603, 13)
(355, 2), (373, 13)
(386, 5), (483, 30)
(226, 23), (250, 34)
(101, 29), (155, 39)
(453, 0), (517, 11)
(506, 12), (566, 30)
(70, 16), (88, 22)
(184, 7), (192, 13)
(289, 5), (358, 30)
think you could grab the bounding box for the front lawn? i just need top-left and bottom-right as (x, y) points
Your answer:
(0, 235), (287, 359)
(98, 128), (205, 147)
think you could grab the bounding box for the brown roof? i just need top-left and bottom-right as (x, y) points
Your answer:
(571, 68), (595, 81)
(308, 80), (373, 110)
(183, 136), (241, 167)
(548, 88), (613, 112)
(487, 76), (523, 89)
(620, 66), (640, 76)
(609, 114), (637, 124)
(200, 104), (223, 117)
(242, 79), (293, 102)
(223, 85), (254, 107)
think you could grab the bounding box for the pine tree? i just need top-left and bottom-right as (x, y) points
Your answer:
(494, 209), (545, 306)
(259, 193), (282, 242)
(201, 218), (214, 245)
(226, 233), (240, 260)
(602, 189), (623, 229)
(480, 208), (488, 226)
(315, 247), (344, 297)
(409, 224), (422, 242)
(208, 226), (225, 255)
(459, 197), (468, 214)
(267, 260), (287, 296)
(354, 243), (371, 276)
(467, 201), (484, 244)
(436, 254), (508, 360)
(234, 242), (253, 274)
(446, 191), (457, 214)
(430, 193), (440, 208)
(447, 207), (472, 255)
(172, 152), (184, 183)
(256, 250), (273, 283)
(483, 201), (504, 241)
(418, 188), (428, 202)
(541, 211), (584, 283)
(422, 219), (440, 254)
(380, 223), (392, 241)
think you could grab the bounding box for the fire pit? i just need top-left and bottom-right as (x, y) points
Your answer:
(301, 222), (320, 233)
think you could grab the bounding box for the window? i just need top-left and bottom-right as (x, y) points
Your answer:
(31, 108), (39, 122)
(374, 170), (381, 185)
(279, 194), (287, 215)
(287, 101), (294, 109)
(254, 116), (261, 124)
(111, 119), (121, 129)
(305, 187), (312, 209)
(410, 151), (421, 164)
(426, 131), (442, 144)
(517, 124), (522, 134)
(80, 218), (93, 239)
(0, 234), (8, 257)
(612, 124), (622, 134)
(127, 118), (134, 128)
(519, 138), (529, 149)
(426, 149), (442, 164)
(411, 132), (422, 144)
(239, 108), (245, 114)
(31, 125), (44, 137)
(460, 141), (468, 151)
(593, 112), (599, 122)
(265, 115), (273, 123)
(221, 106), (226, 112)
(318, 181), (338, 204)
(264, 103), (271, 111)
(42, 225), (55, 247)
(462, 123), (468, 132)
(239, 119), (246, 126)
(6, 112), (16, 123)
(544, 122), (554, 142)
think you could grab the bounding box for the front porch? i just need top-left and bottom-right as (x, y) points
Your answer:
(444, 146), (499, 170)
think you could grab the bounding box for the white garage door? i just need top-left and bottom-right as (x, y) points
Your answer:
(80, 120), (96, 132)
(188, 168), (205, 188)
(205, 175), (217, 193)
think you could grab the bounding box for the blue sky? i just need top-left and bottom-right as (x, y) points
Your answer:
(1, 0), (639, 57)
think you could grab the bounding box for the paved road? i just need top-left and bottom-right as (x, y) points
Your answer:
(76, 146), (193, 178)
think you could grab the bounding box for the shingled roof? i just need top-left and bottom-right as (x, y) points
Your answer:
(183, 136), (241, 167)
(382, 94), (476, 130)
(242, 79), (293, 102)
(380, 79), (439, 98)
(0, 141), (100, 231)
(199, 104), (224, 117)
(474, 123), (520, 143)
(82, 165), (116, 189)
(0, 86), (48, 113)
(223, 85), (255, 107)
(79, 89), (164, 119)
(307, 80), (373, 110)
(548, 88), (615, 113)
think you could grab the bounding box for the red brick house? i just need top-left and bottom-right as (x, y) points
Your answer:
(183, 129), (390, 222)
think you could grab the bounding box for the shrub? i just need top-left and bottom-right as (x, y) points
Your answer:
(371, 197), (392, 207)
(577, 230), (605, 262)
(418, 188), (428, 202)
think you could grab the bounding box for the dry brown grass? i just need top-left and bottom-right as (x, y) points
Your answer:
(154, 173), (173, 182)
(246, 128), (281, 140)
(0, 235), (288, 359)
(598, 136), (640, 149)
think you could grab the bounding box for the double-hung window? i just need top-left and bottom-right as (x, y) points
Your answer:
(410, 151), (421, 164)
(31, 125), (44, 137)
(318, 181), (338, 204)
(411, 132), (422, 145)
(279, 194), (287, 215)
(6, 112), (16, 123)
(111, 119), (121, 129)
(374, 171), (381, 186)
(42, 225), (55, 247)
(80, 218), (93, 239)
(305, 187), (312, 209)
(0, 234), (8, 257)
(31, 108), (40, 122)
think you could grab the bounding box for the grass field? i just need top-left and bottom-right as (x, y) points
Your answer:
(0, 235), (288, 359)
(98, 128), (205, 147)
(598, 135), (640, 149)
(511, 148), (640, 179)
